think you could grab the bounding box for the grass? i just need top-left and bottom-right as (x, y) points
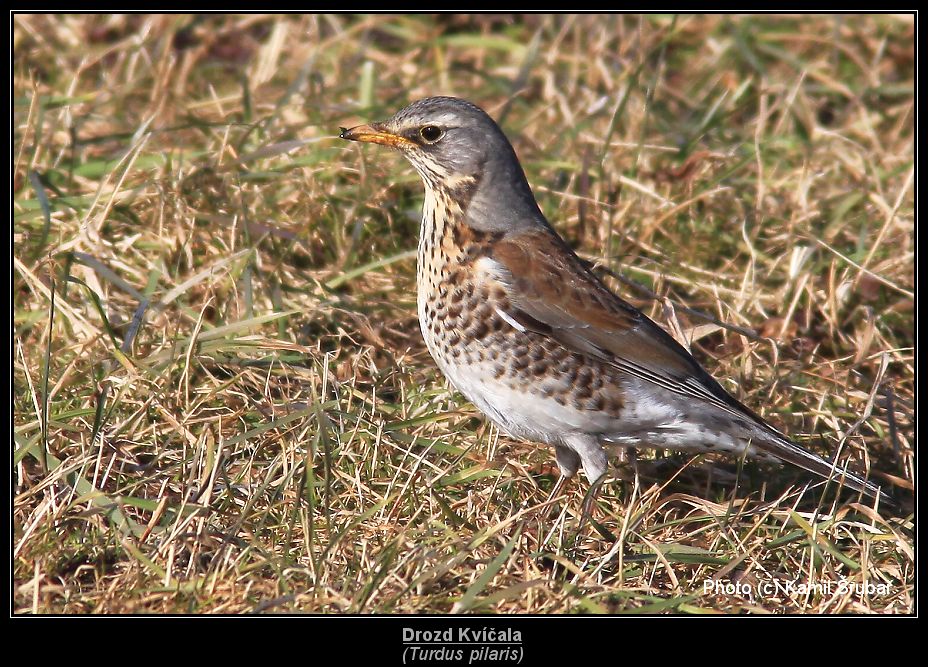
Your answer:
(13, 13), (913, 614)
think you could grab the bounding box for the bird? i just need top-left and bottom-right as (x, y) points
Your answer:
(339, 96), (891, 508)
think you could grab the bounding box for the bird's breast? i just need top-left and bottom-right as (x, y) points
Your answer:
(414, 206), (629, 442)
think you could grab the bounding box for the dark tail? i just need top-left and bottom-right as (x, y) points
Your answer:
(752, 432), (895, 509)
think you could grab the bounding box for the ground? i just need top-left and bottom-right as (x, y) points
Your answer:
(13, 14), (914, 614)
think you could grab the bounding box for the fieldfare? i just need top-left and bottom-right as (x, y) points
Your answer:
(340, 96), (890, 506)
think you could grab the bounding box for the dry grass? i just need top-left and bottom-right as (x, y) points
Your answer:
(13, 13), (914, 614)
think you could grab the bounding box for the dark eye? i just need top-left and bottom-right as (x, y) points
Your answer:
(419, 125), (444, 143)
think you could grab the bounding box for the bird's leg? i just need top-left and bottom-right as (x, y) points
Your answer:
(547, 445), (579, 505)
(579, 473), (606, 532)
(554, 444), (580, 478)
(529, 447), (576, 543)
(565, 435), (610, 530)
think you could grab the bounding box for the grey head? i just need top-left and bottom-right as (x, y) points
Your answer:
(340, 96), (546, 233)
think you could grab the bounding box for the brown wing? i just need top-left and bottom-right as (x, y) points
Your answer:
(488, 228), (894, 504)
(490, 228), (767, 425)
(490, 229), (895, 505)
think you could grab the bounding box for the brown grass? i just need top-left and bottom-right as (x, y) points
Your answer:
(13, 13), (913, 614)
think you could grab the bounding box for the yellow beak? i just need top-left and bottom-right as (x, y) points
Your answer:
(339, 123), (416, 149)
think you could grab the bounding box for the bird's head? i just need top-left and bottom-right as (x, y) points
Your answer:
(340, 96), (503, 185)
(341, 96), (545, 232)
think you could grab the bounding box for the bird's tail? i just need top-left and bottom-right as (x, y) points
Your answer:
(751, 431), (894, 508)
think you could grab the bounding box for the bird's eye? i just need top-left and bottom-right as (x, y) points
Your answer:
(419, 125), (444, 143)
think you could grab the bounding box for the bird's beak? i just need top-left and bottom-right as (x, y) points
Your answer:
(339, 123), (416, 149)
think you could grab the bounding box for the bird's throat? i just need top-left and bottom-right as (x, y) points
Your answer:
(416, 183), (503, 314)
(418, 185), (462, 285)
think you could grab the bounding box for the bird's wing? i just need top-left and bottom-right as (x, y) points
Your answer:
(487, 229), (893, 505)
(488, 228), (770, 428)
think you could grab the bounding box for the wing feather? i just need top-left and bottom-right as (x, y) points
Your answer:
(482, 228), (892, 505)
(489, 229), (775, 431)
